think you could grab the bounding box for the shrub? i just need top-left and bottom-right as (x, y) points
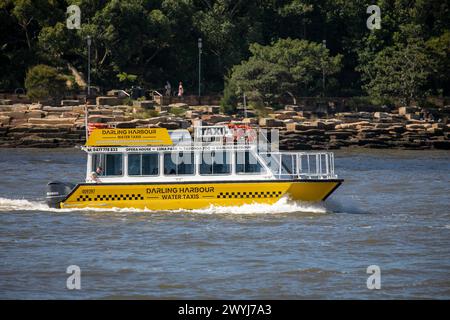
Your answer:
(25, 64), (67, 101)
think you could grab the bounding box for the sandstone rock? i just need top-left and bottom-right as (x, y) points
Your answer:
(312, 120), (335, 130)
(145, 116), (170, 125)
(335, 121), (371, 130)
(374, 112), (391, 119)
(241, 118), (258, 125)
(0, 99), (13, 105)
(285, 105), (303, 112)
(133, 100), (155, 109)
(89, 109), (113, 116)
(274, 110), (297, 120)
(426, 127), (443, 135)
(387, 125), (406, 133)
(88, 115), (114, 123)
(202, 114), (232, 124)
(28, 103), (43, 110)
(155, 105), (171, 113)
(28, 117), (77, 125)
(61, 100), (80, 106)
(169, 102), (189, 109)
(11, 104), (28, 112)
(431, 123), (444, 129)
(27, 110), (46, 118)
(96, 96), (122, 107)
(297, 129), (325, 136)
(405, 113), (420, 120)
(325, 131), (354, 138)
(185, 110), (201, 119)
(398, 106), (417, 115)
(43, 106), (74, 112)
(258, 118), (284, 127)
(0, 105), (13, 112)
(111, 121), (137, 128)
(0, 116), (10, 125)
(207, 106), (220, 114)
(6, 111), (27, 119)
(285, 122), (300, 131)
(157, 121), (180, 130)
(61, 112), (80, 118)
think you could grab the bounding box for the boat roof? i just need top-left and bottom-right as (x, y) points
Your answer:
(85, 125), (256, 149)
(85, 128), (174, 147)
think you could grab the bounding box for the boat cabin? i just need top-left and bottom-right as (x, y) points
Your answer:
(82, 125), (337, 183)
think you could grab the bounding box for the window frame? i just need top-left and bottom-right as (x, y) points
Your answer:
(200, 150), (232, 176)
(91, 153), (124, 177)
(235, 151), (265, 175)
(163, 152), (195, 176)
(127, 153), (160, 177)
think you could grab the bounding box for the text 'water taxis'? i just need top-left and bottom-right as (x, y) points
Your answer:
(46, 125), (343, 210)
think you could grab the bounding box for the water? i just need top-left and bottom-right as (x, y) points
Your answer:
(0, 148), (449, 299)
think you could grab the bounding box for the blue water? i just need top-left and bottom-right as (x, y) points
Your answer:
(0, 148), (449, 299)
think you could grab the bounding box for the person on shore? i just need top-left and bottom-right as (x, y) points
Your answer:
(165, 81), (171, 96)
(178, 81), (184, 97)
(90, 166), (103, 183)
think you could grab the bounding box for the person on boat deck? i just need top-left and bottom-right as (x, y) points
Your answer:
(90, 166), (103, 183)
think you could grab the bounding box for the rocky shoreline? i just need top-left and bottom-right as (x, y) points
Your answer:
(0, 99), (449, 150)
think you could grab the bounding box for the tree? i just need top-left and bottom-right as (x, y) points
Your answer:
(220, 76), (239, 114)
(229, 38), (342, 105)
(25, 64), (67, 101)
(360, 40), (436, 106)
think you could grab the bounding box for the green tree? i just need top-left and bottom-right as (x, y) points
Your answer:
(360, 39), (436, 106)
(229, 38), (342, 105)
(24, 64), (67, 101)
(220, 76), (239, 114)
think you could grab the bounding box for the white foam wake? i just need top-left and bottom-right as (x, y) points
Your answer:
(188, 197), (327, 214)
(0, 196), (327, 215)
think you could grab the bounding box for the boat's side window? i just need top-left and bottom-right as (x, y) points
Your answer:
(235, 151), (263, 174)
(128, 153), (159, 176)
(92, 153), (123, 176)
(200, 151), (231, 175)
(164, 152), (194, 175)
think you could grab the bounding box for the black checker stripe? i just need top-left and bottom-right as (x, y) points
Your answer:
(76, 195), (92, 202)
(76, 194), (144, 202)
(216, 191), (283, 199)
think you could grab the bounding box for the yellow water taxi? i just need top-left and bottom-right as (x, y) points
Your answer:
(46, 124), (342, 210)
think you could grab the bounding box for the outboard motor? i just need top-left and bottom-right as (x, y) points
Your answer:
(46, 181), (75, 208)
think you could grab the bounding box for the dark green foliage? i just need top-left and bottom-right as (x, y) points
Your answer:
(24, 64), (67, 101)
(0, 0), (448, 104)
(220, 77), (238, 115)
(229, 38), (342, 105)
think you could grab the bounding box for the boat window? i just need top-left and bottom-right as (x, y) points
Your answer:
(91, 153), (123, 176)
(200, 151), (231, 175)
(235, 151), (263, 174)
(128, 153), (159, 176)
(164, 152), (194, 175)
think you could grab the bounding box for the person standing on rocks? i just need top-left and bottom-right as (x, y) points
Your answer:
(178, 81), (184, 97)
(165, 81), (171, 96)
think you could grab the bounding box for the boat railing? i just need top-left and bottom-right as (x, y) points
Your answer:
(259, 151), (337, 180)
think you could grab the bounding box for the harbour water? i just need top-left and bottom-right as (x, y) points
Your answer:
(0, 148), (449, 299)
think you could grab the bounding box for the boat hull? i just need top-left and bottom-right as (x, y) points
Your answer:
(59, 180), (343, 210)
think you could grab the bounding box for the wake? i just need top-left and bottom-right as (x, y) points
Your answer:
(0, 196), (328, 215)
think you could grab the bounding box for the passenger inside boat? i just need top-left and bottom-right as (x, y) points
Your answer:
(90, 166), (103, 183)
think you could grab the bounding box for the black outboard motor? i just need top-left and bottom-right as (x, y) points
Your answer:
(46, 181), (75, 208)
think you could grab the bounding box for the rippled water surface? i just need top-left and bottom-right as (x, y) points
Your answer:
(0, 148), (449, 299)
